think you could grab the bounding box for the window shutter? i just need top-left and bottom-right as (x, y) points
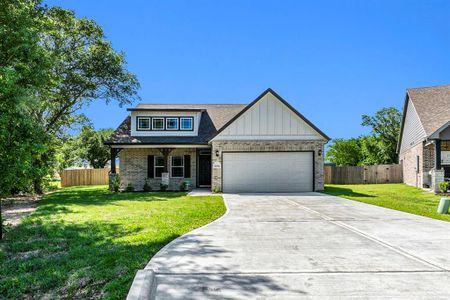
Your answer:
(184, 155), (191, 178)
(148, 155), (154, 178)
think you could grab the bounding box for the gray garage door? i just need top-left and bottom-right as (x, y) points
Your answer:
(222, 152), (313, 193)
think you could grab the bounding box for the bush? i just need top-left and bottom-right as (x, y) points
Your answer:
(439, 181), (450, 193)
(180, 181), (191, 191)
(111, 174), (120, 192)
(212, 186), (221, 193)
(143, 179), (152, 192)
(160, 183), (168, 191)
(125, 183), (135, 192)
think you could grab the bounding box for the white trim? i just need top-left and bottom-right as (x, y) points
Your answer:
(137, 117), (151, 130)
(170, 155), (184, 178)
(165, 117), (179, 130)
(154, 156), (164, 178)
(180, 117), (193, 130)
(151, 117), (165, 130)
(110, 144), (210, 149)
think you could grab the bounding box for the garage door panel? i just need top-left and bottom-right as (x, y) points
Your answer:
(222, 152), (313, 193)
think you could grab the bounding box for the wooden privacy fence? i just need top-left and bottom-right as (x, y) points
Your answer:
(60, 168), (118, 187)
(324, 164), (402, 184)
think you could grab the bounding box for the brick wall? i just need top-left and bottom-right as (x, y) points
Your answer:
(211, 140), (326, 192)
(119, 148), (197, 191)
(399, 142), (425, 188)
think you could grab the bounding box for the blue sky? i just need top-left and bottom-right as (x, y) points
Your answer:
(44, 0), (450, 139)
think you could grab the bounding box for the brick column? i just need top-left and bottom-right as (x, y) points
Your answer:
(431, 169), (445, 192)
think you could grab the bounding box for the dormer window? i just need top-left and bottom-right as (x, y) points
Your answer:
(152, 118), (164, 130)
(166, 118), (179, 130)
(180, 117), (193, 130)
(135, 116), (194, 131)
(137, 117), (150, 130)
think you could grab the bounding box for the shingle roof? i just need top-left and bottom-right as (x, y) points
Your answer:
(407, 84), (450, 136)
(105, 104), (247, 145)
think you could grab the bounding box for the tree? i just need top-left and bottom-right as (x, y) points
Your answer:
(326, 107), (402, 167)
(30, 4), (139, 191)
(361, 107), (402, 164)
(35, 7), (140, 136)
(326, 138), (362, 166)
(78, 126), (114, 168)
(0, 0), (52, 238)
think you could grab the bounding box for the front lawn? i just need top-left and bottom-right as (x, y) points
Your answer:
(324, 183), (450, 222)
(0, 186), (225, 299)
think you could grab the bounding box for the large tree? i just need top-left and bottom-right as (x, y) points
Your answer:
(361, 107), (402, 164)
(326, 138), (362, 166)
(1, 0), (139, 196)
(0, 0), (52, 237)
(32, 4), (139, 191)
(326, 107), (402, 166)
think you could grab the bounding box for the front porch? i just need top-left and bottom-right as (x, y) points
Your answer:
(427, 139), (450, 191)
(109, 146), (212, 191)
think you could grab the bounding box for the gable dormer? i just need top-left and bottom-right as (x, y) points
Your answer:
(128, 107), (203, 137)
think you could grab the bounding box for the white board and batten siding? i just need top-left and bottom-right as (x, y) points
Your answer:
(399, 99), (427, 154)
(212, 92), (324, 141)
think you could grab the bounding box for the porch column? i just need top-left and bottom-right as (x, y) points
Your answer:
(158, 148), (174, 172)
(435, 139), (442, 170)
(110, 148), (120, 173)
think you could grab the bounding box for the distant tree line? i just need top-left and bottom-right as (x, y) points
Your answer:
(326, 107), (402, 166)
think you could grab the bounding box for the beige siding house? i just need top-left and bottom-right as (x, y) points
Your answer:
(398, 84), (450, 191)
(105, 88), (329, 193)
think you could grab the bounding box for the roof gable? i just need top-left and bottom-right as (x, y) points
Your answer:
(212, 88), (329, 141)
(397, 97), (427, 154)
(407, 84), (450, 136)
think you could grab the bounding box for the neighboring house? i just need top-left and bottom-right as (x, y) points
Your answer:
(105, 88), (329, 193)
(398, 84), (450, 191)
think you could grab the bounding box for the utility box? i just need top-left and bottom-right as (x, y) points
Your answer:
(437, 198), (450, 214)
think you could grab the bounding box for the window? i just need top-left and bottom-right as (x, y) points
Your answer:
(152, 118), (164, 130)
(166, 118), (179, 130)
(171, 156), (184, 178)
(416, 155), (420, 173)
(137, 117), (150, 130)
(154, 156), (165, 178)
(180, 117), (193, 130)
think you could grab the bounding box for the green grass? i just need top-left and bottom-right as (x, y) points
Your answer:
(0, 186), (225, 299)
(324, 183), (450, 221)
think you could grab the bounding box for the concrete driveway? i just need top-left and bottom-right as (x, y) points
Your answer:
(146, 193), (450, 299)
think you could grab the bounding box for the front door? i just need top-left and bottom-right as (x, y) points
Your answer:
(198, 151), (212, 186)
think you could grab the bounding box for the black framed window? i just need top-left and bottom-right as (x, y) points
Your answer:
(152, 117), (165, 130)
(154, 156), (165, 178)
(171, 156), (184, 178)
(180, 117), (193, 130)
(166, 118), (179, 130)
(137, 117), (151, 130)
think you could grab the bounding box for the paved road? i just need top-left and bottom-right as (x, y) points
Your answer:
(147, 193), (450, 299)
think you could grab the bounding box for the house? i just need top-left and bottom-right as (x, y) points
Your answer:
(398, 84), (450, 191)
(105, 88), (329, 193)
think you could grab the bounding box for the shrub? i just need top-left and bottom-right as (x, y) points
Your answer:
(180, 181), (191, 191)
(125, 183), (135, 192)
(212, 186), (221, 193)
(160, 183), (168, 191)
(439, 181), (449, 193)
(143, 179), (152, 192)
(111, 174), (121, 192)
